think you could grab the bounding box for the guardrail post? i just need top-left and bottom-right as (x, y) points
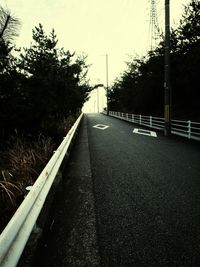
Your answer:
(150, 116), (152, 128)
(132, 114), (134, 122)
(126, 113), (128, 121)
(140, 115), (142, 125)
(188, 120), (191, 139)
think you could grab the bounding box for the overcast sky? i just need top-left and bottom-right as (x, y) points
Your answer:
(2, 0), (190, 84)
(2, 0), (191, 111)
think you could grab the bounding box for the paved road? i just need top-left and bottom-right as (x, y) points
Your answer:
(87, 113), (200, 266)
(35, 113), (200, 266)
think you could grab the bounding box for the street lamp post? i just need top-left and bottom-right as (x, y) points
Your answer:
(92, 83), (104, 113)
(164, 0), (171, 136)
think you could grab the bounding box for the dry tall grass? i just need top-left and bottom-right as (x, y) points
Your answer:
(0, 134), (55, 220)
(0, 114), (77, 232)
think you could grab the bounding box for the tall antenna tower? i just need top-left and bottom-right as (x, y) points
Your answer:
(149, 0), (160, 49)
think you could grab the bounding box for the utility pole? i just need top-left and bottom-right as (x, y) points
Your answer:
(106, 54), (109, 116)
(164, 0), (171, 136)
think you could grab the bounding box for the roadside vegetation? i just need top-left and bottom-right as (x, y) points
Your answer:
(1, 0), (199, 231)
(108, 0), (200, 120)
(0, 7), (91, 231)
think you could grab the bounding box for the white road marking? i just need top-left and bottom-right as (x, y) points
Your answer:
(93, 124), (110, 130)
(133, 128), (157, 137)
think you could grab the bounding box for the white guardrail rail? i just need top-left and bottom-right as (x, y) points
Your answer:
(0, 113), (83, 267)
(104, 111), (200, 141)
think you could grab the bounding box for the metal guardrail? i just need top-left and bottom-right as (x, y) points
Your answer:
(0, 113), (83, 267)
(104, 111), (200, 141)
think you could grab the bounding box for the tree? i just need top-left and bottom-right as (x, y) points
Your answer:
(18, 24), (91, 131)
(0, 23), (91, 136)
(178, 0), (200, 51)
(109, 0), (200, 120)
(109, 54), (164, 116)
(0, 6), (22, 136)
(0, 6), (20, 61)
(171, 0), (200, 118)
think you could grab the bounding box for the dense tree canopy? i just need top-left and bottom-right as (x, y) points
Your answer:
(109, 0), (200, 120)
(0, 23), (91, 136)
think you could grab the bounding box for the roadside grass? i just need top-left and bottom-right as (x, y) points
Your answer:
(0, 170), (22, 210)
(0, 134), (55, 229)
(0, 114), (78, 232)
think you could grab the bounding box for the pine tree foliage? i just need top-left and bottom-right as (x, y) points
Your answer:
(0, 23), (91, 137)
(0, 6), (20, 59)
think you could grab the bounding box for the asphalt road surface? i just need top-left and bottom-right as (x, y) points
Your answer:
(87, 113), (200, 266)
(36, 113), (200, 267)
